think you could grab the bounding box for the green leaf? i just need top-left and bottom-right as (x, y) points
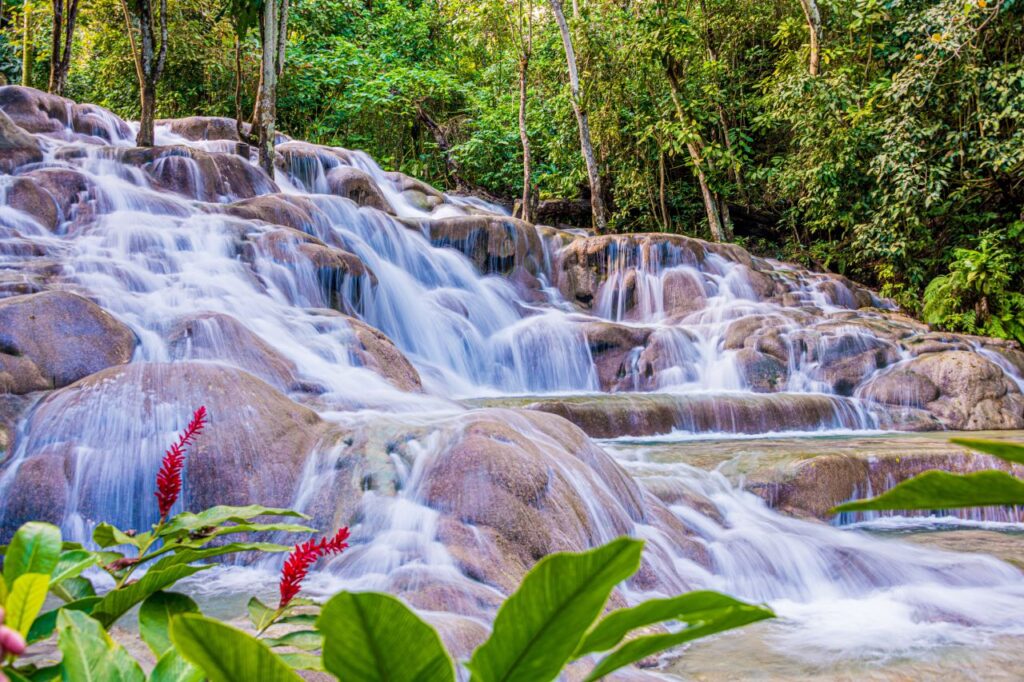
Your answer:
(0, 574), (7, 606)
(139, 591), (200, 657)
(278, 613), (318, 626)
(583, 599), (774, 681)
(91, 564), (208, 627)
(50, 550), (99, 589)
(159, 506), (307, 537)
(277, 652), (325, 672)
(319, 591), (454, 682)
(151, 543), (291, 573)
(951, 438), (1024, 465)
(52, 576), (97, 603)
(3, 522), (62, 587)
(6, 573), (50, 636)
(92, 524), (144, 550)
(150, 650), (203, 682)
(27, 597), (101, 644)
(265, 630), (323, 651)
(576, 591), (771, 656)
(832, 470), (1024, 512)
(170, 613), (303, 682)
(56, 610), (145, 682)
(247, 596), (278, 632)
(467, 537), (644, 682)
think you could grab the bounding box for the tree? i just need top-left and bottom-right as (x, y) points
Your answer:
(120, 0), (169, 146)
(21, 1), (33, 87)
(47, 0), (79, 95)
(797, 0), (821, 76)
(505, 0), (535, 221)
(549, 0), (606, 233)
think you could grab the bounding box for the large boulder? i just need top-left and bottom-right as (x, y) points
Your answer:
(325, 166), (390, 212)
(0, 362), (333, 536)
(0, 109), (43, 173)
(409, 215), (546, 276)
(901, 351), (1024, 429)
(0, 86), (133, 143)
(344, 316), (423, 393)
(0, 291), (136, 394)
(158, 116), (251, 142)
(581, 321), (652, 391)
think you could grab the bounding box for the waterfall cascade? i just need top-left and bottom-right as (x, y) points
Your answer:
(1, 86), (1023, 676)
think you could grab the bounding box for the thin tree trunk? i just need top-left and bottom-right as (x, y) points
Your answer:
(256, 0), (278, 174)
(22, 2), (33, 87)
(47, 0), (62, 93)
(658, 149), (670, 231)
(550, 0), (606, 233)
(130, 0), (166, 146)
(416, 103), (466, 190)
(798, 0), (821, 76)
(517, 54), (532, 223)
(665, 64), (726, 242)
(47, 0), (79, 96)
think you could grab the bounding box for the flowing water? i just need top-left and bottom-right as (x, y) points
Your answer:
(1, 90), (1023, 678)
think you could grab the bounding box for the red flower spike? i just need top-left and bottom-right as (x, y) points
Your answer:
(155, 406), (208, 520)
(278, 527), (350, 609)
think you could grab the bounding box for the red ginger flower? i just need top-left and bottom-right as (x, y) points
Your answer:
(155, 406), (208, 520)
(279, 527), (350, 608)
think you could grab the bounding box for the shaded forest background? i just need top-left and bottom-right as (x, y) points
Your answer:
(0, 0), (1022, 340)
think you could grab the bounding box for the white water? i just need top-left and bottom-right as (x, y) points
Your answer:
(1, 91), (1023, 675)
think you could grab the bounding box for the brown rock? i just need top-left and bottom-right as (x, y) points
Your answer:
(735, 348), (788, 392)
(0, 291), (136, 393)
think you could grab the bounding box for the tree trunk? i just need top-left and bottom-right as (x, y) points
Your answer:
(517, 55), (532, 223)
(658, 149), (670, 231)
(798, 0), (821, 76)
(416, 104), (467, 191)
(134, 0), (155, 146)
(256, 0), (278, 175)
(21, 2), (33, 88)
(550, 0), (606, 233)
(664, 64), (726, 242)
(47, 0), (79, 96)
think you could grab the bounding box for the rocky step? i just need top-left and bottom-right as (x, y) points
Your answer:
(503, 392), (880, 439)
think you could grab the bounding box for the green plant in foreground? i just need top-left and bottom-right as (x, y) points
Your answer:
(833, 438), (1024, 513)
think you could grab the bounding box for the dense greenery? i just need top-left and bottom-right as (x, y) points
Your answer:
(1, 0), (1022, 329)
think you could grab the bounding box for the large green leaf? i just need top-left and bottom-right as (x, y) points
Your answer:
(50, 550), (99, 592)
(277, 652), (325, 672)
(150, 650), (203, 682)
(6, 573), (50, 636)
(832, 470), (1024, 512)
(159, 506), (306, 537)
(27, 597), (101, 644)
(139, 591), (200, 656)
(91, 564), (208, 627)
(92, 524), (146, 550)
(150, 542), (291, 572)
(52, 576), (97, 603)
(319, 591), (454, 682)
(583, 599), (774, 681)
(170, 613), (303, 682)
(576, 591), (773, 656)
(264, 629), (322, 651)
(56, 610), (145, 682)
(467, 537), (644, 682)
(950, 438), (1024, 465)
(3, 522), (62, 587)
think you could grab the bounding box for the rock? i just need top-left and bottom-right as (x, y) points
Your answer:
(3, 176), (59, 231)
(325, 166), (390, 212)
(0, 85), (133, 143)
(410, 215), (546, 276)
(908, 351), (1024, 429)
(0, 446), (73, 533)
(165, 312), (301, 391)
(634, 327), (700, 390)
(10, 168), (96, 232)
(0, 291), (136, 393)
(582, 321), (652, 391)
(158, 116), (251, 142)
(735, 348), (788, 392)
(859, 370), (940, 408)
(225, 194), (324, 232)
(662, 269), (707, 316)
(0, 362), (331, 533)
(345, 317), (423, 393)
(0, 109), (43, 172)
(106, 145), (277, 202)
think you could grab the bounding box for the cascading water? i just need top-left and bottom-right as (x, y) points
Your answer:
(2, 86), (1024, 677)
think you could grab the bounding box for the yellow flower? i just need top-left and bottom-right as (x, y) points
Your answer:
(978, 0), (987, 7)
(914, 53), (924, 60)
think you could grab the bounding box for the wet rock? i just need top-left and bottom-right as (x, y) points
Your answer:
(326, 166), (390, 212)
(0, 109), (43, 173)
(0, 446), (73, 533)
(159, 116), (252, 142)
(1, 362), (331, 529)
(0, 394), (30, 460)
(0, 291), (136, 393)
(411, 215), (546, 276)
(225, 194), (324, 232)
(662, 269), (707, 316)
(735, 348), (788, 393)
(0, 86), (132, 143)
(10, 168), (96, 232)
(910, 351), (1024, 429)
(383, 171), (445, 209)
(582, 321), (653, 391)
(108, 145), (277, 202)
(634, 327), (700, 390)
(859, 370), (940, 408)
(346, 317), (423, 393)
(166, 312), (301, 391)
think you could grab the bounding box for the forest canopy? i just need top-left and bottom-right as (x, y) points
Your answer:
(0, 0), (1022, 339)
